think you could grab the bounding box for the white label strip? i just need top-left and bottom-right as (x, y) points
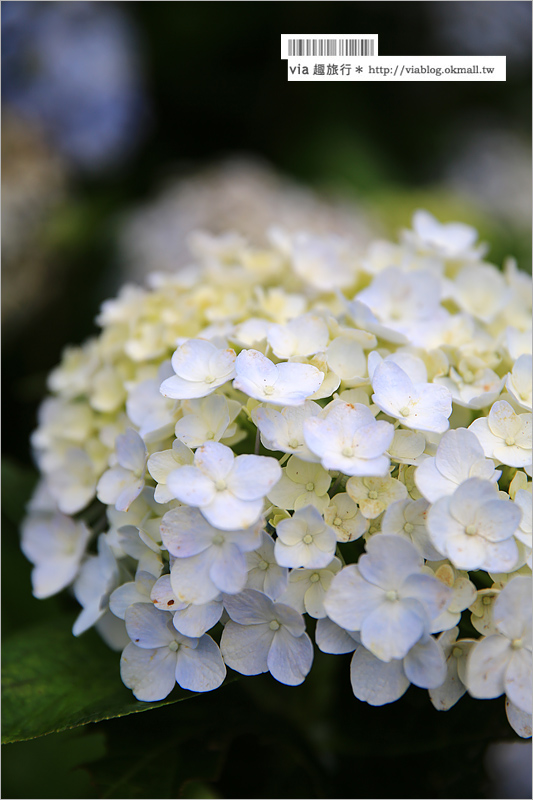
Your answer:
(285, 56), (506, 82)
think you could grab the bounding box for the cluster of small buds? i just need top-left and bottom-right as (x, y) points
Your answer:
(23, 210), (532, 737)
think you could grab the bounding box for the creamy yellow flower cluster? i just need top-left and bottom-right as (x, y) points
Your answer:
(23, 211), (532, 731)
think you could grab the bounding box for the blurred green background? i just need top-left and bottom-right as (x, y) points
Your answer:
(2, 2), (531, 798)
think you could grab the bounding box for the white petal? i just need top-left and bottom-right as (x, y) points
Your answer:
(209, 543), (248, 594)
(505, 648), (532, 714)
(358, 534), (423, 589)
(400, 573), (452, 621)
(175, 635), (226, 692)
(267, 628), (314, 685)
(429, 654), (466, 711)
(271, 362), (324, 405)
(403, 635), (447, 689)
(125, 603), (176, 649)
(435, 429), (484, 484)
(120, 643), (177, 701)
(324, 565), (383, 631)
(415, 458), (457, 502)
(116, 429), (147, 473)
(220, 620), (272, 674)
(371, 361), (413, 414)
(166, 465), (215, 506)
(170, 552), (219, 605)
(201, 492), (263, 531)
(151, 574), (185, 612)
(476, 500), (522, 543)
(233, 349), (278, 392)
(160, 374), (213, 400)
(466, 635), (510, 700)
(195, 441), (234, 481)
(223, 588), (274, 624)
(315, 617), (359, 654)
(110, 582), (150, 620)
(493, 576), (532, 642)
(506, 698), (533, 738)
(172, 600), (223, 637)
(228, 455), (282, 501)
(361, 598), (426, 662)
(161, 506), (216, 557)
(350, 646), (410, 705)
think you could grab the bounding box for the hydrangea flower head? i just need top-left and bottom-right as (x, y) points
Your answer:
(20, 212), (532, 736)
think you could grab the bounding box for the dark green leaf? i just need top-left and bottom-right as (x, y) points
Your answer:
(1, 459), (37, 528)
(2, 727), (106, 799)
(2, 614), (234, 744)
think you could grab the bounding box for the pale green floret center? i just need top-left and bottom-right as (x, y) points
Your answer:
(206, 431), (215, 440)
(511, 638), (523, 650)
(368, 491), (378, 500)
(305, 482), (315, 492)
(482, 596), (492, 605)
(168, 641), (179, 652)
(204, 375), (216, 385)
(399, 406), (411, 417)
(288, 438), (299, 449)
(213, 534), (224, 545)
(404, 522), (414, 534)
(385, 590), (399, 602)
(258, 559), (269, 571)
(465, 524), (477, 536)
(452, 646), (462, 658)
(264, 385), (275, 396)
(303, 533), (314, 545)
(269, 620), (280, 631)
(342, 447), (354, 458)
(215, 479), (227, 491)
(310, 573), (320, 583)
(333, 517), (342, 527)
(505, 437), (515, 446)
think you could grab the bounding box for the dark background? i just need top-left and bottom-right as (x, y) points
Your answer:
(2, 3), (531, 798)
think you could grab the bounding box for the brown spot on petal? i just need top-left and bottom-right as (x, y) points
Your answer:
(167, 600), (175, 606)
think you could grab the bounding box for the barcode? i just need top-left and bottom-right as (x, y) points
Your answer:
(288, 38), (375, 57)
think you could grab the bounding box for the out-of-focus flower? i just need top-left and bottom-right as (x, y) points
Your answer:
(2, 0), (149, 170)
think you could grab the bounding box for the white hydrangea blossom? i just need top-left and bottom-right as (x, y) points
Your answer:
(466, 576), (532, 713)
(324, 535), (452, 661)
(426, 478), (521, 572)
(274, 504), (337, 569)
(165, 441), (281, 530)
(220, 588), (314, 685)
(160, 338), (236, 400)
(277, 557), (342, 618)
(22, 212), (532, 735)
(251, 401), (321, 461)
(97, 428), (148, 512)
(21, 512), (91, 599)
(233, 349), (324, 405)
(121, 604), (226, 700)
(469, 400), (532, 469)
(371, 360), (453, 434)
(415, 428), (501, 502)
(303, 400), (395, 476)
(267, 456), (331, 513)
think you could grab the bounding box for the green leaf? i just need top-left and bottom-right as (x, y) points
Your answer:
(1, 459), (37, 528)
(85, 705), (228, 799)
(2, 614), (234, 744)
(1, 728), (106, 799)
